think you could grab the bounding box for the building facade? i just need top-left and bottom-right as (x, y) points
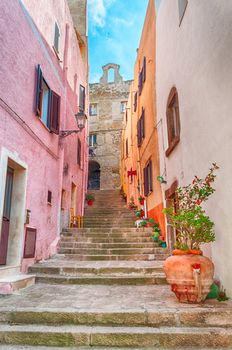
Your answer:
(156, 0), (232, 294)
(0, 0), (88, 290)
(121, 0), (166, 237)
(88, 64), (131, 190)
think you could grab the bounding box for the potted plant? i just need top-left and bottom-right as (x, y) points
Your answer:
(138, 196), (145, 205)
(134, 209), (145, 219)
(85, 193), (95, 206)
(151, 223), (161, 242)
(163, 163), (219, 303)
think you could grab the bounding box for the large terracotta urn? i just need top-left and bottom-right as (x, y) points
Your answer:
(164, 254), (214, 303)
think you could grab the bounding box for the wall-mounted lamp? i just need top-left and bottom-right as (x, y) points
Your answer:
(60, 112), (87, 138)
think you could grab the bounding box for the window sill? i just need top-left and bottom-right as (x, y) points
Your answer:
(165, 136), (180, 157)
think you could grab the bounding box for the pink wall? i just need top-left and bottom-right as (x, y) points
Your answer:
(0, 0), (88, 272)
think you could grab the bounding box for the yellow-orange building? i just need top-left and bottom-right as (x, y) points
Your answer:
(121, 0), (165, 237)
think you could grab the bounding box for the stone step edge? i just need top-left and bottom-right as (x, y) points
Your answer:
(1, 309), (232, 328)
(29, 267), (164, 274)
(0, 324), (231, 348)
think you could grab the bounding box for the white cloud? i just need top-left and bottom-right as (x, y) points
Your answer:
(88, 0), (116, 28)
(112, 17), (134, 28)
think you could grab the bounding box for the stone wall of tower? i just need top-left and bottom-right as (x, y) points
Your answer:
(89, 64), (131, 190)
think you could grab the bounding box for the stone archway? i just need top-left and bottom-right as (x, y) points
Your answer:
(88, 161), (100, 190)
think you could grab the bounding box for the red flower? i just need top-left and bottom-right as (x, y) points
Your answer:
(196, 199), (202, 205)
(192, 263), (201, 270)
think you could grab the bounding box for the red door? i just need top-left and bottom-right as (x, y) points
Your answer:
(0, 167), (14, 265)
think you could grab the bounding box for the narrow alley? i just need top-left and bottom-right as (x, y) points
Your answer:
(0, 0), (232, 349)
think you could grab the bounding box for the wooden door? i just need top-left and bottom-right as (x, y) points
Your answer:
(0, 167), (14, 265)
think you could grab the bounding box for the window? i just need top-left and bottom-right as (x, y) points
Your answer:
(134, 92), (138, 112)
(89, 103), (97, 116)
(144, 160), (153, 196)
(120, 101), (127, 113)
(77, 138), (81, 166)
(166, 87), (180, 156)
(47, 190), (52, 204)
(138, 57), (146, 95)
(125, 139), (128, 158)
(137, 108), (145, 147)
(54, 22), (60, 53)
(79, 85), (85, 112)
(35, 64), (60, 134)
(178, 0), (188, 24)
(89, 134), (97, 147)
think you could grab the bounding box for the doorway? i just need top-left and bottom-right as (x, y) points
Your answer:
(0, 167), (14, 265)
(71, 183), (77, 214)
(88, 161), (100, 190)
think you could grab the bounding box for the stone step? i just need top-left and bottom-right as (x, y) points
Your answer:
(59, 248), (167, 255)
(83, 225), (135, 228)
(61, 254), (169, 261)
(60, 237), (155, 243)
(29, 264), (164, 275)
(62, 228), (153, 233)
(1, 307), (232, 328)
(0, 274), (35, 295)
(0, 324), (231, 348)
(59, 242), (159, 249)
(34, 273), (167, 285)
(0, 347), (230, 350)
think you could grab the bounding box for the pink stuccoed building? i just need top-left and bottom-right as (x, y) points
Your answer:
(0, 0), (88, 292)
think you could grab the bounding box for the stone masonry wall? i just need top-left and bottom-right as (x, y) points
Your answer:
(89, 64), (131, 190)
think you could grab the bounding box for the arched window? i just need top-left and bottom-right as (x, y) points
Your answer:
(165, 87), (180, 157)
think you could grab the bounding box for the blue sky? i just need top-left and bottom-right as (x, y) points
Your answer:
(88, 0), (149, 83)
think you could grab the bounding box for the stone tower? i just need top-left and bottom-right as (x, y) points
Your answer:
(88, 64), (131, 190)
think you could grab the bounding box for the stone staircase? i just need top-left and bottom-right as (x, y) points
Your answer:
(0, 190), (231, 348)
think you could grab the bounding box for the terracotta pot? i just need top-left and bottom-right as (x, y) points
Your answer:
(139, 199), (145, 205)
(164, 254), (214, 303)
(87, 200), (93, 206)
(140, 210), (145, 218)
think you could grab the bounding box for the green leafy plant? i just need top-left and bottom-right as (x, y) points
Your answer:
(139, 220), (148, 227)
(163, 163), (219, 251)
(151, 222), (161, 241)
(85, 193), (95, 201)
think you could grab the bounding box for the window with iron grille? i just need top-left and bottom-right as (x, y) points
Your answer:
(79, 85), (85, 112)
(35, 64), (60, 134)
(143, 160), (153, 197)
(166, 87), (180, 156)
(77, 138), (81, 166)
(89, 134), (97, 147)
(137, 108), (145, 147)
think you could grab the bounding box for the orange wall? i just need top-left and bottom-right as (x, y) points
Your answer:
(121, 0), (166, 238)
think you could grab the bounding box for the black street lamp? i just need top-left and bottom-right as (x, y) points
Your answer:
(60, 112), (87, 138)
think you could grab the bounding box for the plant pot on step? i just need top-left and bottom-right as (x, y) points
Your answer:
(87, 200), (93, 206)
(164, 254), (214, 303)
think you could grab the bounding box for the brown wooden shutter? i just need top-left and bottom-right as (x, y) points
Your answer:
(142, 57), (146, 82)
(35, 64), (43, 117)
(134, 92), (137, 112)
(138, 71), (143, 95)
(77, 138), (81, 166)
(79, 85), (85, 112)
(141, 108), (145, 139)
(149, 160), (153, 192)
(50, 91), (60, 134)
(144, 166), (149, 196)
(137, 120), (141, 147)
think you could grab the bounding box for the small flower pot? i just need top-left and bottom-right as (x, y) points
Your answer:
(139, 199), (145, 205)
(87, 200), (93, 206)
(140, 211), (145, 218)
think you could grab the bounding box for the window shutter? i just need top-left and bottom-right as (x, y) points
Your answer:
(54, 22), (60, 53)
(50, 91), (60, 134)
(137, 120), (141, 147)
(77, 138), (81, 166)
(142, 57), (146, 83)
(134, 92), (137, 112)
(141, 108), (145, 139)
(79, 85), (85, 112)
(138, 71), (143, 95)
(144, 167), (148, 196)
(149, 160), (153, 192)
(35, 64), (43, 117)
